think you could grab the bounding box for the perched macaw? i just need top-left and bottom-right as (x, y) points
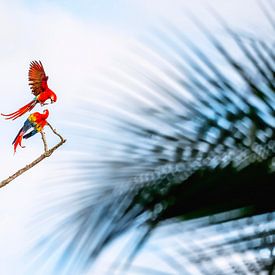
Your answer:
(2, 61), (57, 120)
(12, 109), (49, 153)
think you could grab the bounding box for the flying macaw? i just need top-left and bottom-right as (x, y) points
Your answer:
(12, 109), (49, 153)
(2, 61), (57, 120)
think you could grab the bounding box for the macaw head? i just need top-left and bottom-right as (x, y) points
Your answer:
(50, 91), (57, 103)
(42, 109), (49, 119)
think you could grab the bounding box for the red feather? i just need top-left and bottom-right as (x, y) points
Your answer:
(1, 61), (57, 121)
(1, 100), (36, 120)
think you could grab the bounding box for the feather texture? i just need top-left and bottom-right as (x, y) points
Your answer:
(12, 110), (49, 153)
(28, 60), (48, 96)
(1, 61), (56, 120)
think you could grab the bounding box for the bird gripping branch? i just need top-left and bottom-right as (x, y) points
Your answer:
(12, 109), (49, 153)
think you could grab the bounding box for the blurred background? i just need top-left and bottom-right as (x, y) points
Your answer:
(0, 0), (274, 274)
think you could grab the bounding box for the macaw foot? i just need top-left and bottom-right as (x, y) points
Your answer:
(40, 102), (49, 106)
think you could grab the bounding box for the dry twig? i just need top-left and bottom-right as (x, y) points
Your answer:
(0, 122), (66, 189)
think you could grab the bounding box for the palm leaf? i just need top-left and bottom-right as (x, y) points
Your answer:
(34, 2), (275, 273)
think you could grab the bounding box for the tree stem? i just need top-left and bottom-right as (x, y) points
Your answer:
(0, 124), (66, 189)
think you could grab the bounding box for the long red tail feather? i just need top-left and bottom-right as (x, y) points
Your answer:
(12, 130), (25, 153)
(1, 100), (36, 120)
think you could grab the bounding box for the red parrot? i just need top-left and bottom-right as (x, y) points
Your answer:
(2, 61), (57, 120)
(12, 109), (49, 153)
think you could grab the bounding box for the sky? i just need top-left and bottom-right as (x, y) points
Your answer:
(0, 0), (273, 274)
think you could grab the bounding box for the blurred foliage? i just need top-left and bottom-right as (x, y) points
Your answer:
(36, 1), (275, 274)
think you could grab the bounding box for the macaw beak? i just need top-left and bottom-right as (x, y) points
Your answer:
(51, 99), (54, 104)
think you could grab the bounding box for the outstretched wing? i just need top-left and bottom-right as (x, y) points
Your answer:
(28, 61), (48, 96)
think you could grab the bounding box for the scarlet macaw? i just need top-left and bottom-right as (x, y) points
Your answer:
(12, 109), (49, 153)
(2, 61), (57, 120)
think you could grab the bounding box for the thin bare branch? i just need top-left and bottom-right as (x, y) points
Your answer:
(47, 122), (65, 142)
(0, 125), (66, 189)
(41, 131), (48, 152)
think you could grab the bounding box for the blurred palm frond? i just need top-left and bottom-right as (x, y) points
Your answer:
(35, 2), (275, 274)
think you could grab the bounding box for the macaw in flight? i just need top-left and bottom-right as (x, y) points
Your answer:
(2, 61), (57, 120)
(12, 109), (49, 153)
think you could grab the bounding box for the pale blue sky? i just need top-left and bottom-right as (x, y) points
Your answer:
(0, 0), (272, 274)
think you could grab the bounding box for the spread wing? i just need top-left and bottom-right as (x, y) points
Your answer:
(28, 61), (48, 96)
